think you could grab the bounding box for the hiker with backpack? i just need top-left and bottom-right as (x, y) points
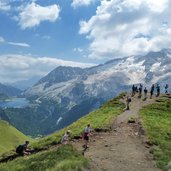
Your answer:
(156, 84), (160, 97)
(16, 141), (33, 156)
(132, 84), (135, 96)
(61, 130), (71, 144)
(150, 84), (155, 99)
(82, 124), (93, 150)
(126, 96), (131, 110)
(165, 84), (169, 94)
(138, 84), (143, 98)
(144, 87), (148, 100)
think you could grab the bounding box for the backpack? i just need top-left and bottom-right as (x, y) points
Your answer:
(16, 145), (24, 153)
(128, 98), (131, 102)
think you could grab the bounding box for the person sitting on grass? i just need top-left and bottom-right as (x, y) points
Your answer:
(16, 141), (33, 156)
(61, 130), (71, 144)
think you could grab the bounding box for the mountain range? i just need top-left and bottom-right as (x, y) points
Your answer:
(17, 49), (171, 135)
(0, 83), (21, 97)
(8, 76), (42, 91)
(25, 49), (171, 99)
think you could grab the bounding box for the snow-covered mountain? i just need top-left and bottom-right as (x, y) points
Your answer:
(22, 49), (171, 134)
(25, 49), (171, 100)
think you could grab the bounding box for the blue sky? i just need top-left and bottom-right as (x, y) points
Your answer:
(0, 0), (171, 83)
(0, 0), (99, 62)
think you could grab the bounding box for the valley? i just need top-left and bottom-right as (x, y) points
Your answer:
(0, 49), (171, 138)
(0, 93), (170, 171)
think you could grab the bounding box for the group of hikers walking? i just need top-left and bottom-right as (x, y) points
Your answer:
(61, 124), (93, 152)
(125, 83), (169, 110)
(131, 83), (169, 99)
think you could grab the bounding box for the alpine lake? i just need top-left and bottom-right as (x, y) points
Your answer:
(0, 98), (30, 109)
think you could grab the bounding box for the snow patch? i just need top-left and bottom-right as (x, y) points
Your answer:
(56, 117), (63, 125)
(150, 62), (161, 72)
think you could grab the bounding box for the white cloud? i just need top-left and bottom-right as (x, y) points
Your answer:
(73, 47), (83, 53)
(8, 42), (30, 47)
(0, 54), (95, 83)
(71, 0), (96, 8)
(79, 0), (171, 59)
(0, 36), (30, 47)
(18, 2), (60, 29)
(0, 0), (11, 11)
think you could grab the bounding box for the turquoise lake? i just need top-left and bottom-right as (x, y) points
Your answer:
(0, 98), (30, 108)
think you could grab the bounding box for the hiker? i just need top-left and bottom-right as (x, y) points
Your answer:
(126, 96), (131, 110)
(156, 84), (160, 97)
(144, 87), (148, 100)
(61, 130), (71, 144)
(150, 84), (155, 99)
(132, 85), (135, 96)
(165, 84), (169, 94)
(82, 124), (92, 150)
(16, 141), (33, 156)
(138, 84), (143, 98)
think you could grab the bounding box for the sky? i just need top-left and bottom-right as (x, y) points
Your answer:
(0, 0), (171, 83)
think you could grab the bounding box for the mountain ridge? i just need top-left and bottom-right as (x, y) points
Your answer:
(0, 83), (21, 97)
(6, 49), (167, 135)
(25, 49), (171, 99)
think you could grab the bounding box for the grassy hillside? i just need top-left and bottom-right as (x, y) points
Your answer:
(0, 94), (125, 171)
(140, 95), (171, 171)
(0, 120), (32, 154)
(0, 145), (88, 171)
(31, 94), (125, 150)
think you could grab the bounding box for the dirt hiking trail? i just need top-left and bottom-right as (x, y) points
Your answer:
(73, 94), (161, 171)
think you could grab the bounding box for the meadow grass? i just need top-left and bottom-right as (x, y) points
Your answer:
(0, 120), (32, 154)
(31, 94), (125, 150)
(140, 96), (171, 171)
(0, 145), (88, 171)
(0, 94), (125, 171)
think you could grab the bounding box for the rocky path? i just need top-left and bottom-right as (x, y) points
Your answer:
(73, 94), (160, 171)
(115, 94), (156, 125)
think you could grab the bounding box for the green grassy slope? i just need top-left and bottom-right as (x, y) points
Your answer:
(140, 95), (171, 171)
(32, 94), (125, 150)
(0, 94), (125, 171)
(0, 120), (32, 154)
(0, 145), (88, 171)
